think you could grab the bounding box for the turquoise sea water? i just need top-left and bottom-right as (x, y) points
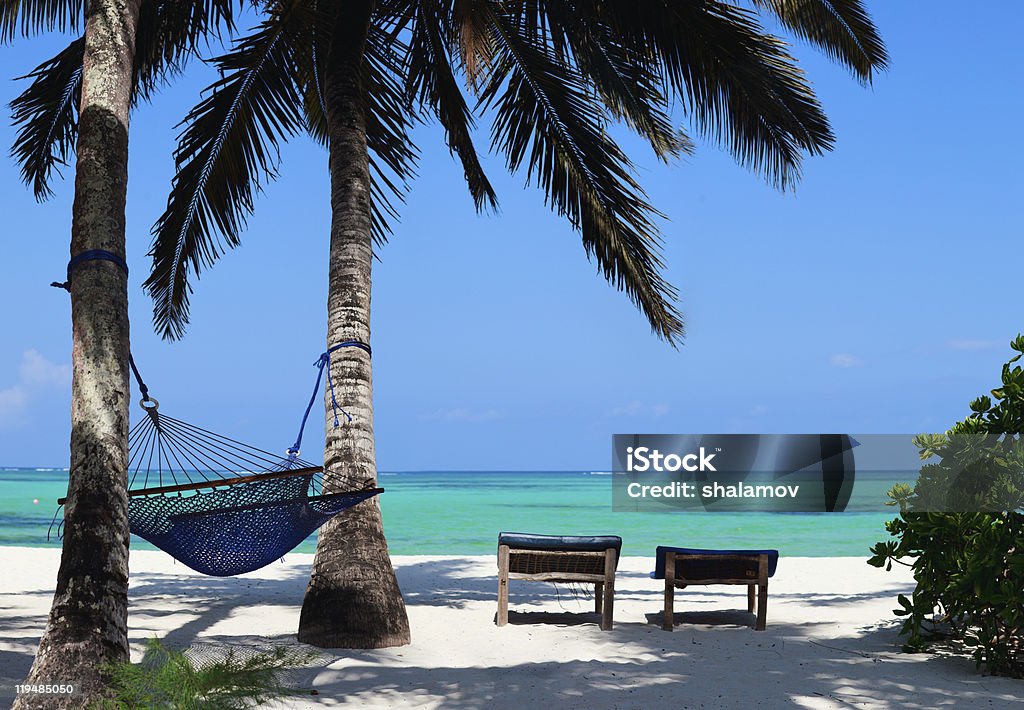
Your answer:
(0, 468), (912, 557)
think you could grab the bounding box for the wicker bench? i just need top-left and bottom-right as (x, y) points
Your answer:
(497, 532), (622, 630)
(653, 546), (779, 631)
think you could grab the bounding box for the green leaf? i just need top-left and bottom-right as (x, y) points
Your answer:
(146, 2), (311, 339)
(751, 0), (888, 82)
(0, 0), (81, 43)
(8, 36), (83, 200)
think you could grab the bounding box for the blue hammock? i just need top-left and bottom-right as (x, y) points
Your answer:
(55, 407), (382, 577)
(51, 250), (380, 577)
(51, 350), (381, 577)
(128, 466), (378, 577)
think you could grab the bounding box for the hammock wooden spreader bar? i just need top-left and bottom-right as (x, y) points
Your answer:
(57, 466), (328, 504)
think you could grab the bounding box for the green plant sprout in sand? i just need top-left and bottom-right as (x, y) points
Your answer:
(870, 334), (1024, 678)
(91, 638), (320, 710)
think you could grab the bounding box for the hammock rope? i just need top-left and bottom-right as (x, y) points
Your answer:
(288, 340), (371, 456)
(50, 250), (382, 576)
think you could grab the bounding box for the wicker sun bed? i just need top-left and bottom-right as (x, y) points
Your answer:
(497, 532), (622, 630)
(653, 546), (780, 631)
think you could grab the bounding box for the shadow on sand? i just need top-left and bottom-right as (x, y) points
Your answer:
(3, 556), (1021, 708)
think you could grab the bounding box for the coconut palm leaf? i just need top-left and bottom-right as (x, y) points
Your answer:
(449, 0), (492, 85)
(0, 0), (81, 42)
(9, 36), (83, 199)
(598, 0), (833, 188)
(134, 0), (239, 103)
(751, 0), (888, 81)
(406, 0), (496, 210)
(145, 1), (310, 339)
(135, 0), (885, 343)
(297, 12), (420, 242)
(363, 24), (421, 243)
(538, 4), (692, 162)
(8, 0), (239, 199)
(479, 4), (684, 343)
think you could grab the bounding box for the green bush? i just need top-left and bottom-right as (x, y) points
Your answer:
(92, 638), (320, 709)
(869, 335), (1024, 678)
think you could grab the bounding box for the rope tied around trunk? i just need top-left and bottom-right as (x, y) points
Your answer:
(50, 249), (151, 401)
(287, 340), (371, 457)
(50, 248), (129, 291)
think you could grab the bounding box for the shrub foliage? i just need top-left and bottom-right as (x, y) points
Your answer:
(869, 335), (1024, 677)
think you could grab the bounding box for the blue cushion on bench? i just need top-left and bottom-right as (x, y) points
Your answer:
(498, 532), (622, 554)
(651, 546), (779, 579)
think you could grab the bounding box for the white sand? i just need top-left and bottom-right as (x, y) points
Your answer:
(1, 547), (1021, 708)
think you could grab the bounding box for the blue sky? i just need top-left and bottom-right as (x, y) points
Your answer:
(0, 3), (1020, 470)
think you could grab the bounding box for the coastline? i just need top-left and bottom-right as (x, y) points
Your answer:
(1, 469), (909, 557)
(2, 547), (1019, 708)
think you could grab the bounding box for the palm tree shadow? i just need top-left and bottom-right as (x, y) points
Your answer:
(302, 622), (1018, 710)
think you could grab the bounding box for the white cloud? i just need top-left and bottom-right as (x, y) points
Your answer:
(0, 350), (70, 426)
(609, 401), (670, 417)
(946, 339), (1003, 352)
(829, 353), (863, 368)
(20, 349), (70, 387)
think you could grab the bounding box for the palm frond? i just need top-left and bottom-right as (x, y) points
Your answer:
(134, 0), (239, 104)
(146, 2), (309, 339)
(363, 23), (420, 243)
(303, 17), (420, 244)
(538, 3), (692, 162)
(600, 0), (834, 189)
(479, 4), (684, 344)
(407, 0), (496, 211)
(0, 0), (81, 43)
(9, 36), (83, 200)
(751, 0), (887, 82)
(298, 0), (330, 144)
(8, 0), (239, 200)
(451, 0), (492, 90)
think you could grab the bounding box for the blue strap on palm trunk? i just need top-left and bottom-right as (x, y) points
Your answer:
(50, 249), (151, 401)
(50, 249), (130, 291)
(287, 340), (371, 458)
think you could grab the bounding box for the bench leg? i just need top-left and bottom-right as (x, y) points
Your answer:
(662, 551), (675, 631)
(747, 584), (755, 613)
(756, 584), (767, 630)
(497, 544), (510, 626)
(601, 548), (616, 630)
(755, 553), (768, 630)
(595, 581), (604, 615)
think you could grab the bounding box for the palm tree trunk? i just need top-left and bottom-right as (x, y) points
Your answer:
(297, 0), (411, 649)
(14, 0), (140, 707)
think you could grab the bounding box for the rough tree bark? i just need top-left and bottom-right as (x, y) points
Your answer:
(14, 0), (141, 706)
(296, 0), (411, 649)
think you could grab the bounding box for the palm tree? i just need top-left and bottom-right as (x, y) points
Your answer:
(139, 0), (886, 649)
(4, 1), (235, 704)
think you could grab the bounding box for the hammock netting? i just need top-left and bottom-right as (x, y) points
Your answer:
(59, 405), (381, 577)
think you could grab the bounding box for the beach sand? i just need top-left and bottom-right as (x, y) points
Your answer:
(1, 547), (1020, 708)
